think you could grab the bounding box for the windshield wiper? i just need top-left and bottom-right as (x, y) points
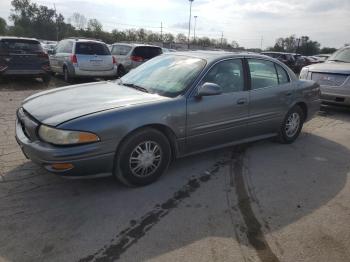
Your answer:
(121, 82), (149, 93)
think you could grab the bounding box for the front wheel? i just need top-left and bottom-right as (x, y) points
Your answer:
(114, 128), (171, 186)
(278, 106), (304, 144)
(63, 67), (73, 83)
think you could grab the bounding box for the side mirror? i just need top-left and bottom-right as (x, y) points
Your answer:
(196, 82), (223, 97)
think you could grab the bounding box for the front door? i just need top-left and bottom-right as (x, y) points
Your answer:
(186, 58), (250, 153)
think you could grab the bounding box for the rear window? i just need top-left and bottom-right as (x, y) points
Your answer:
(132, 46), (162, 59)
(0, 39), (42, 54)
(111, 45), (132, 55)
(75, 42), (110, 55)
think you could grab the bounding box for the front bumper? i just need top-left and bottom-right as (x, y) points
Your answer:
(15, 119), (115, 177)
(320, 86), (350, 106)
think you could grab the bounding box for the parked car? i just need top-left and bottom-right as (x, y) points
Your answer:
(16, 51), (320, 186)
(110, 43), (162, 76)
(314, 54), (332, 63)
(49, 38), (117, 82)
(42, 43), (57, 54)
(261, 51), (297, 72)
(0, 37), (51, 83)
(300, 46), (350, 106)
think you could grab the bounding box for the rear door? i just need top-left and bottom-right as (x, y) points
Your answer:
(75, 42), (113, 71)
(0, 39), (44, 71)
(246, 58), (294, 136)
(186, 58), (250, 153)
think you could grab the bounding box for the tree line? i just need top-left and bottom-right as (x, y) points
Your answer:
(0, 0), (340, 55)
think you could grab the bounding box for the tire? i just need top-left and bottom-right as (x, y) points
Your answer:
(117, 65), (126, 78)
(63, 67), (73, 83)
(278, 105), (305, 144)
(42, 74), (51, 84)
(114, 128), (172, 186)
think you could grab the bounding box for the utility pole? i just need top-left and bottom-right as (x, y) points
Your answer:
(193, 15), (198, 42)
(260, 35), (263, 50)
(188, 0), (194, 49)
(160, 21), (163, 44)
(220, 32), (223, 47)
(53, 3), (58, 41)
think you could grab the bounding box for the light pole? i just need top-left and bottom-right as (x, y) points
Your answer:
(193, 15), (198, 42)
(188, 0), (194, 49)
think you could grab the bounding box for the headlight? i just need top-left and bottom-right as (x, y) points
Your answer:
(299, 67), (309, 79)
(38, 125), (100, 145)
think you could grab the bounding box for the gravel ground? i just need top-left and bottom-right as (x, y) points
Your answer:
(0, 77), (350, 262)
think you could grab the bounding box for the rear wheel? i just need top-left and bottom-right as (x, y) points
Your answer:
(42, 74), (51, 84)
(63, 67), (73, 83)
(117, 65), (126, 78)
(114, 128), (171, 186)
(278, 105), (304, 144)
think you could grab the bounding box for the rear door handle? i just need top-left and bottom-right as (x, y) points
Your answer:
(236, 98), (248, 105)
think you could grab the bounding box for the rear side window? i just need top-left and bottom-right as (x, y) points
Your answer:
(132, 46), (162, 59)
(276, 64), (290, 84)
(248, 59), (279, 89)
(0, 39), (42, 54)
(111, 45), (132, 55)
(76, 42), (110, 55)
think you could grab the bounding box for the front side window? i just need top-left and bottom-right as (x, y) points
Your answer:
(120, 55), (206, 97)
(248, 59), (278, 89)
(201, 59), (245, 93)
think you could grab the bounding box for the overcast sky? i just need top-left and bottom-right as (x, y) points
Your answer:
(1, 0), (349, 48)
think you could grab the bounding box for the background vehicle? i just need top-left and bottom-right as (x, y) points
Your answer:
(0, 37), (51, 83)
(42, 43), (57, 54)
(49, 38), (117, 83)
(16, 51), (320, 186)
(314, 54), (332, 63)
(300, 46), (350, 106)
(110, 43), (162, 77)
(262, 51), (297, 72)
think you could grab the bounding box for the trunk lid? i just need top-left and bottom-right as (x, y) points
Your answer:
(75, 42), (113, 71)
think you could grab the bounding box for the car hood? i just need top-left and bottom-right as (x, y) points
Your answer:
(307, 62), (350, 74)
(22, 81), (168, 126)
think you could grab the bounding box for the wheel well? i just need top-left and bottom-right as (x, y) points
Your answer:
(295, 102), (307, 120)
(119, 124), (178, 160)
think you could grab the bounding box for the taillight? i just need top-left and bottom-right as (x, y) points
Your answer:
(130, 56), (144, 62)
(38, 52), (49, 59)
(112, 56), (116, 64)
(70, 54), (78, 64)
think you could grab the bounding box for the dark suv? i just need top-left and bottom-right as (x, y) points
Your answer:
(0, 37), (51, 83)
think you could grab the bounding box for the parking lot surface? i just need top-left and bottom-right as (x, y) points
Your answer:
(1, 78), (350, 262)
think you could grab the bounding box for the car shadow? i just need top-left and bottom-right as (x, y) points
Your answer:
(0, 132), (349, 261)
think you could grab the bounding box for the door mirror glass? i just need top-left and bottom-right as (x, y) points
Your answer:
(196, 82), (223, 97)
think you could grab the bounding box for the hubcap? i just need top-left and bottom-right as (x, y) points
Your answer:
(129, 141), (162, 177)
(285, 112), (300, 137)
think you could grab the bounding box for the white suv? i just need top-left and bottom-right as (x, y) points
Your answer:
(49, 38), (117, 82)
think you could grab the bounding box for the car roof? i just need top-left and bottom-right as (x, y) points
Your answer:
(167, 50), (269, 63)
(0, 36), (39, 42)
(111, 43), (161, 48)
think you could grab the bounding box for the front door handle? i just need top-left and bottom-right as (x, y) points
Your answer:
(236, 98), (248, 105)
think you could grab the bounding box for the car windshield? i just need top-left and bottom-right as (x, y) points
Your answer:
(328, 48), (350, 63)
(120, 55), (206, 97)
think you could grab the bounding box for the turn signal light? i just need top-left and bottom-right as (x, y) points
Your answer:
(50, 163), (74, 171)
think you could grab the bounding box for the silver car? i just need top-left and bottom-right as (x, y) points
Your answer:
(16, 52), (320, 186)
(300, 46), (350, 106)
(50, 38), (117, 82)
(110, 43), (162, 76)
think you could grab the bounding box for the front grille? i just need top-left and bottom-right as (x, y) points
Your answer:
(311, 72), (348, 87)
(17, 108), (39, 141)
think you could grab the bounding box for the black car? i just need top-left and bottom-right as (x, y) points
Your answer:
(0, 37), (51, 83)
